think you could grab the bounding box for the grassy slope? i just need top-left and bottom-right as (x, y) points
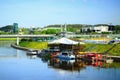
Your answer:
(109, 43), (120, 56)
(19, 41), (48, 50)
(82, 43), (120, 56)
(89, 44), (112, 53)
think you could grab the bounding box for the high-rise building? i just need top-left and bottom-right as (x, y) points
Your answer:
(13, 23), (18, 34)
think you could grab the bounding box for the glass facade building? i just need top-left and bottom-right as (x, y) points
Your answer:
(13, 23), (18, 34)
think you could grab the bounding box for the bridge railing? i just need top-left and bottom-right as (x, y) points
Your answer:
(0, 34), (55, 38)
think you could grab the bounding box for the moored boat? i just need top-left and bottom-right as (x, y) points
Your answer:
(105, 59), (113, 63)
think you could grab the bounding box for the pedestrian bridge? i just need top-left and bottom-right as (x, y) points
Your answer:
(0, 34), (55, 38)
(0, 34), (55, 45)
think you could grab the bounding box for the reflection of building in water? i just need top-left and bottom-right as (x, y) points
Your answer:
(48, 58), (86, 72)
(48, 58), (109, 72)
(44, 57), (120, 72)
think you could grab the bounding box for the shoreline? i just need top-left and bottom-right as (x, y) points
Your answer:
(11, 44), (40, 51)
(11, 44), (30, 51)
(11, 44), (120, 62)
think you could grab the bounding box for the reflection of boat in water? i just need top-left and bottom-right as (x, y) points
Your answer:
(58, 51), (75, 60)
(82, 53), (103, 62)
(59, 58), (75, 65)
(38, 49), (50, 57)
(26, 49), (38, 55)
(28, 55), (37, 59)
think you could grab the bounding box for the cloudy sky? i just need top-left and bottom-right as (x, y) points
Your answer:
(0, 0), (120, 27)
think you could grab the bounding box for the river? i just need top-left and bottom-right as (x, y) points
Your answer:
(0, 41), (120, 80)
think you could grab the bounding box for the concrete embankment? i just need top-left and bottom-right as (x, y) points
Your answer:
(11, 44), (30, 51)
(11, 44), (40, 51)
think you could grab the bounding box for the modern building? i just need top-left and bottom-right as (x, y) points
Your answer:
(13, 23), (18, 34)
(93, 25), (109, 33)
(81, 24), (112, 33)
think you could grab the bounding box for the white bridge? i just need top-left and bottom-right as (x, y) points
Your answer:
(0, 34), (55, 45)
(0, 34), (119, 45)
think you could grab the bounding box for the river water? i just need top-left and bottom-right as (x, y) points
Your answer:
(0, 41), (120, 80)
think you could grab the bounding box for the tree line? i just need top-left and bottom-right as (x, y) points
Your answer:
(0, 24), (120, 34)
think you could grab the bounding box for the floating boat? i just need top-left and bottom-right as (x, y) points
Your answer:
(58, 51), (75, 60)
(106, 59), (113, 63)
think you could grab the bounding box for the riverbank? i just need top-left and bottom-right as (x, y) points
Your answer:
(19, 41), (120, 56)
(11, 44), (31, 51)
(11, 41), (120, 62)
(82, 43), (120, 56)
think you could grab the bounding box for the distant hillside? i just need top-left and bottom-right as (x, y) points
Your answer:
(45, 24), (85, 28)
(45, 24), (61, 28)
(0, 25), (13, 32)
(45, 24), (88, 33)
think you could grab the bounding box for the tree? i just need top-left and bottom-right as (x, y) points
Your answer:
(22, 28), (29, 34)
(41, 29), (61, 34)
(115, 25), (120, 34)
(87, 28), (91, 33)
(33, 30), (41, 34)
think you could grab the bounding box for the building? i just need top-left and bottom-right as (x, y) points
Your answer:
(13, 23), (18, 34)
(108, 25), (115, 32)
(81, 24), (111, 33)
(93, 25), (109, 33)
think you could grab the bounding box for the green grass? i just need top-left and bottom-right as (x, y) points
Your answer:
(88, 44), (112, 53)
(19, 41), (48, 50)
(109, 43), (120, 56)
(0, 38), (16, 41)
(82, 43), (120, 56)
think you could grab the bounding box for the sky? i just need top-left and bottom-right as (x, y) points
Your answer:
(0, 0), (120, 27)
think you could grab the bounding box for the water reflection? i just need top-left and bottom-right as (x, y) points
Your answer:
(0, 41), (26, 58)
(0, 41), (15, 48)
(45, 57), (120, 71)
(27, 55), (37, 59)
(0, 41), (120, 80)
(48, 58), (83, 72)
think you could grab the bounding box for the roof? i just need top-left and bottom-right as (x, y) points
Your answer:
(49, 37), (78, 45)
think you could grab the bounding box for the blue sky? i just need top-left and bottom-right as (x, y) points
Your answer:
(0, 0), (120, 27)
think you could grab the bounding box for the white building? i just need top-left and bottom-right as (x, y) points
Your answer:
(93, 25), (109, 33)
(82, 25), (109, 33)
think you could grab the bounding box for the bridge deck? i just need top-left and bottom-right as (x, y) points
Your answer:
(0, 35), (55, 38)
